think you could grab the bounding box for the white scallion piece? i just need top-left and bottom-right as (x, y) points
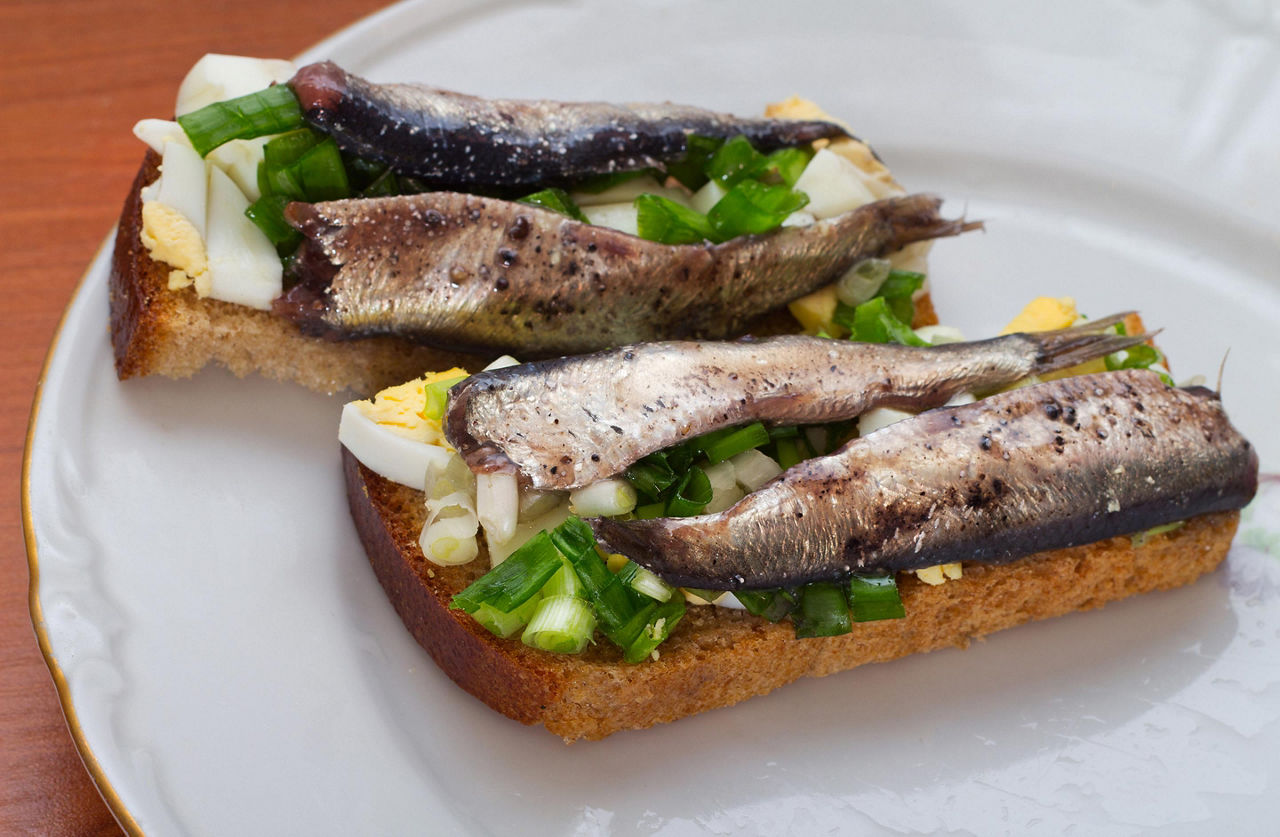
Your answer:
(627, 565), (675, 602)
(488, 501), (571, 566)
(792, 148), (877, 220)
(518, 488), (563, 521)
(418, 511), (479, 566)
(483, 355), (521, 371)
(914, 324), (967, 345)
(835, 257), (892, 307)
(858, 406), (915, 437)
(569, 478), (637, 518)
(476, 472), (519, 546)
(730, 449), (783, 491)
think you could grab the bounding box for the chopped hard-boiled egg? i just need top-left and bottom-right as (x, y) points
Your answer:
(337, 369), (469, 491)
(792, 148), (877, 220)
(140, 141), (209, 290)
(1001, 296), (1078, 335)
(205, 166), (283, 309)
(174, 54), (295, 117)
(914, 563), (963, 585)
(580, 202), (640, 236)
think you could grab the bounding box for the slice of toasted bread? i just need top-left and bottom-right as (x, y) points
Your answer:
(108, 150), (938, 396)
(109, 152), (488, 396)
(343, 447), (1237, 743)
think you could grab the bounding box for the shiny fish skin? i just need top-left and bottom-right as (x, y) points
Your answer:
(445, 313), (1151, 489)
(278, 192), (976, 355)
(290, 61), (852, 190)
(590, 370), (1259, 590)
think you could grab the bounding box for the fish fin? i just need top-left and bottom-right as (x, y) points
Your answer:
(1027, 312), (1156, 375)
(1217, 348), (1230, 393)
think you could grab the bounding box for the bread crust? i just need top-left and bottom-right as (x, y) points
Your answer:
(108, 152), (485, 395)
(343, 447), (1237, 742)
(108, 153), (938, 396)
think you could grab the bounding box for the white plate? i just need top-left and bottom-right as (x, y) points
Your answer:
(26, 1), (1280, 834)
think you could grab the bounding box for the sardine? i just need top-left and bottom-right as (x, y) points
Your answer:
(590, 370), (1258, 590)
(290, 61), (852, 191)
(445, 314), (1151, 489)
(276, 192), (977, 355)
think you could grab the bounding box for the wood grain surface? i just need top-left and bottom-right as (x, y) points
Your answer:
(1, 2), (388, 833)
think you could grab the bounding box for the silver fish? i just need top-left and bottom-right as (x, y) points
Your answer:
(445, 314), (1152, 489)
(590, 370), (1259, 590)
(278, 192), (976, 355)
(290, 61), (852, 190)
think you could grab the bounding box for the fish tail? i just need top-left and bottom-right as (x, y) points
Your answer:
(880, 194), (984, 250)
(1025, 312), (1156, 376)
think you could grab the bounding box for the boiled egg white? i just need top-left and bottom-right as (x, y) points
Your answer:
(338, 370), (469, 491)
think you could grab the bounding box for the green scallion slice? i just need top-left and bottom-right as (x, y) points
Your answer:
(550, 518), (636, 635)
(702, 422), (771, 463)
(707, 180), (809, 240)
(734, 588), (798, 622)
(178, 83), (305, 157)
(244, 194), (302, 253)
(848, 296), (929, 346)
(665, 467), (713, 517)
(622, 595), (686, 663)
(421, 374), (467, 422)
(791, 582), (852, 638)
(876, 269), (926, 324)
(706, 135), (765, 188)
(518, 187), (589, 222)
(470, 594), (542, 639)
(665, 135), (724, 190)
(635, 194), (715, 245)
(292, 138), (350, 202)
(541, 557), (584, 598)
(760, 147), (814, 187)
(450, 531), (563, 615)
(634, 502), (667, 520)
(617, 560), (674, 602)
(847, 573), (906, 622)
(625, 452), (678, 501)
(521, 595), (596, 654)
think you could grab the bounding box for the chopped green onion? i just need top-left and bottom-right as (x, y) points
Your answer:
(550, 518), (636, 635)
(835, 258), (892, 307)
(1131, 520), (1186, 547)
(707, 180), (809, 239)
(706, 135), (765, 188)
(541, 557), (584, 598)
(625, 451), (678, 501)
(292, 138), (350, 201)
(422, 374), (467, 422)
(450, 531), (563, 615)
(760, 147), (814, 187)
(618, 560), (674, 602)
(773, 437), (806, 470)
(844, 296), (929, 346)
(522, 595), (596, 654)
(518, 187), (589, 222)
(471, 594), (542, 639)
(244, 194), (302, 253)
(1105, 343), (1163, 372)
(702, 422), (771, 464)
(735, 588), (798, 622)
(768, 424), (801, 441)
(792, 582), (852, 638)
(627, 596), (686, 663)
(263, 128), (323, 169)
(847, 573), (906, 622)
(665, 466), (713, 517)
(877, 269), (926, 324)
(178, 84), (305, 157)
(665, 135), (724, 190)
(634, 501), (666, 520)
(635, 194), (715, 244)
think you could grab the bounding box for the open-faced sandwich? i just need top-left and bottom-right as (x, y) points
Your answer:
(110, 55), (973, 394)
(340, 296), (1258, 741)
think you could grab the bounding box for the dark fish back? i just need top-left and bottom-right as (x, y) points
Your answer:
(290, 61), (852, 190)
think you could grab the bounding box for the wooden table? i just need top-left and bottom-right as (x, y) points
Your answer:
(1, 2), (387, 832)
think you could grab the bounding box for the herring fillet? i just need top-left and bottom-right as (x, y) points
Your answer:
(445, 314), (1152, 489)
(590, 370), (1259, 590)
(290, 61), (852, 190)
(279, 192), (977, 355)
